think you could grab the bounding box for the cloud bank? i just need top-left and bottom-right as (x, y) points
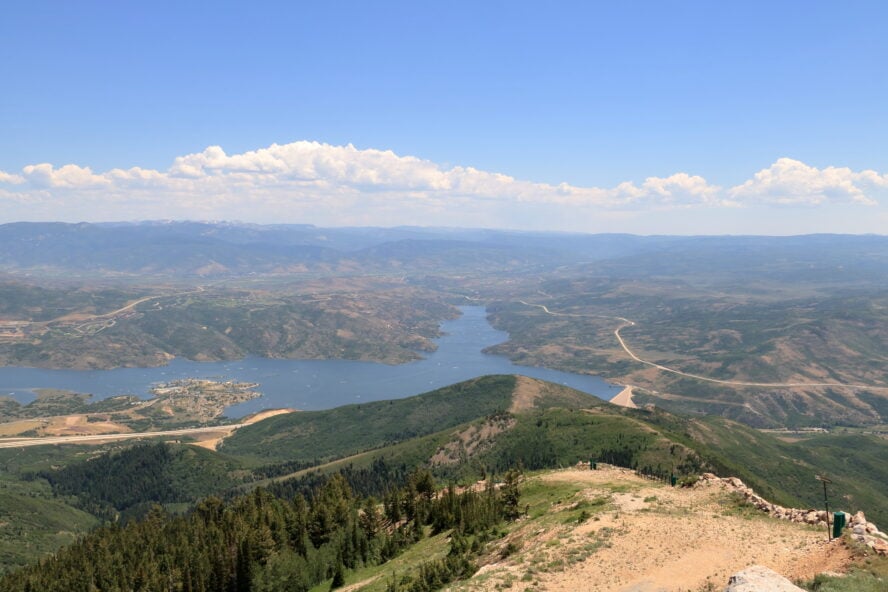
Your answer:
(1, 141), (886, 232)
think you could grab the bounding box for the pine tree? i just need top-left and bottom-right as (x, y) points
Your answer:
(330, 562), (346, 589)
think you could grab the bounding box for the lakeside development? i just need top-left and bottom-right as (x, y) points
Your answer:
(0, 379), (262, 439)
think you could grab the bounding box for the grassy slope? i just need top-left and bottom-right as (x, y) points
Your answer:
(688, 417), (888, 525)
(0, 477), (99, 572)
(478, 407), (701, 476)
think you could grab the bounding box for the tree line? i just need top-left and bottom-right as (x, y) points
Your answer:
(1, 466), (522, 592)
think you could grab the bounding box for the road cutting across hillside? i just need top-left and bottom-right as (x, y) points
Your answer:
(519, 300), (888, 393)
(0, 408), (292, 449)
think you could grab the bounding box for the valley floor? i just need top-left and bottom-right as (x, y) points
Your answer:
(449, 466), (850, 592)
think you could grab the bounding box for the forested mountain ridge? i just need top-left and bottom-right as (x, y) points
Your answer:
(219, 375), (595, 462)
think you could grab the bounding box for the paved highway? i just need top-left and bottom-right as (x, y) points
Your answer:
(0, 424), (244, 449)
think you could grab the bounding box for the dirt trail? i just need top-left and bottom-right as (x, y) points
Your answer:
(458, 467), (851, 592)
(510, 376), (544, 413)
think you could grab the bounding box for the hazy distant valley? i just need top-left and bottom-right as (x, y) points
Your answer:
(2, 222), (886, 428)
(1, 222), (887, 589)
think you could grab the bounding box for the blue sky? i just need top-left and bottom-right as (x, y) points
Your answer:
(1, 1), (886, 233)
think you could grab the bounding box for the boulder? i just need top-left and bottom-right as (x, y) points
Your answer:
(728, 477), (746, 489)
(724, 565), (805, 591)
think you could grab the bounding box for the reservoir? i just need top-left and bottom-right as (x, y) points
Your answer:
(0, 306), (618, 417)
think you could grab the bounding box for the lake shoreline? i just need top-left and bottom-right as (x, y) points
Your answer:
(0, 307), (617, 418)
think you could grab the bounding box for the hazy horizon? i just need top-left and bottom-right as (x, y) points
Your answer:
(2, 2), (886, 234)
(2, 218), (888, 239)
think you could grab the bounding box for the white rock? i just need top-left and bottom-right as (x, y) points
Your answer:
(724, 565), (805, 591)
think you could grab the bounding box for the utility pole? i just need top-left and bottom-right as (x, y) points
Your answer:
(816, 475), (832, 541)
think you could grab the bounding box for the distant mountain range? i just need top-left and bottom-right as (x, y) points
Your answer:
(1, 221), (885, 279)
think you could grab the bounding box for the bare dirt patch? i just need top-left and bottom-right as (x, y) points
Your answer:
(0, 419), (44, 436)
(188, 429), (240, 451)
(242, 408), (296, 425)
(431, 415), (515, 466)
(33, 415), (132, 437)
(453, 466), (853, 592)
(609, 385), (637, 408)
(510, 376), (543, 413)
(190, 408), (296, 450)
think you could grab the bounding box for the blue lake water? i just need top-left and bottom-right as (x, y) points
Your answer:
(0, 306), (619, 417)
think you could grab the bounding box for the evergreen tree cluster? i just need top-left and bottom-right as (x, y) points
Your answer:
(1, 467), (521, 592)
(32, 443), (241, 521)
(262, 459), (411, 502)
(385, 469), (523, 592)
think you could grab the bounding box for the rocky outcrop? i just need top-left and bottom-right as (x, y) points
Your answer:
(723, 565), (805, 591)
(696, 473), (888, 556)
(847, 510), (888, 556)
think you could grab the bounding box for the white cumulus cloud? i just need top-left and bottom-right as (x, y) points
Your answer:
(0, 171), (25, 185)
(0, 142), (885, 231)
(21, 163), (110, 188)
(728, 158), (885, 206)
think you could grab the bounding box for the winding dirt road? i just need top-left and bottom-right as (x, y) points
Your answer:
(518, 300), (888, 392)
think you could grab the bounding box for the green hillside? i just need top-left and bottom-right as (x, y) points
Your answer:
(0, 477), (99, 573)
(36, 443), (247, 520)
(688, 417), (888, 524)
(220, 375), (599, 462)
(2, 374), (887, 577)
(222, 374), (888, 525)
